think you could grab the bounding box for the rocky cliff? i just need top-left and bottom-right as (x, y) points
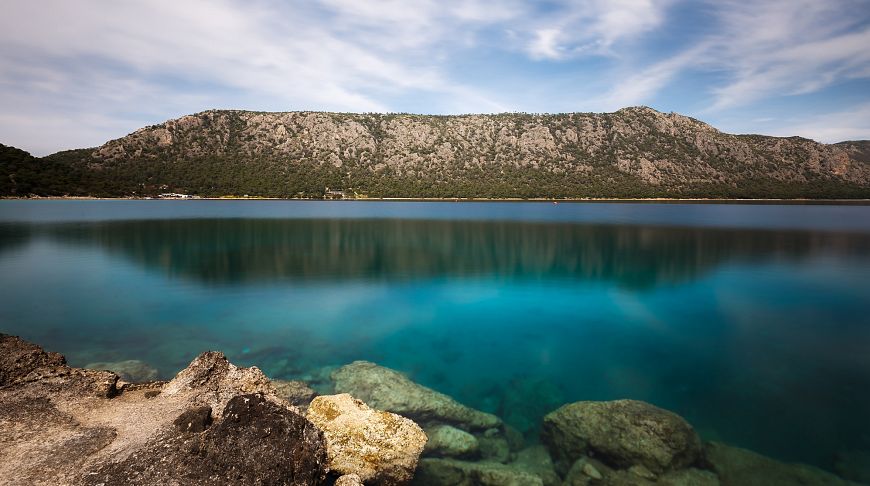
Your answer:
(3, 108), (870, 198)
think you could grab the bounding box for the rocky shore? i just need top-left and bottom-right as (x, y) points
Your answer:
(0, 334), (865, 485)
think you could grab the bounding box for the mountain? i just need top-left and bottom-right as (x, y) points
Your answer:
(3, 107), (870, 198)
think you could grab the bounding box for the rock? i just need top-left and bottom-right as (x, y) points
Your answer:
(541, 399), (702, 476)
(657, 468), (720, 486)
(478, 433), (512, 463)
(87, 393), (328, 485)
(705, 441), (857, 486)
(332, 361), (501, 430)
(424, 425), (480, 458)
(307, 393), (427, 485)
(84, 359), (159, 382)
(336, 474), (365, 486)
(564, 457), (614, 486)
(834, 450), (870, 484)
(273, 379), (318, 409)
(412, 457), (544, 486)
(173, 405), (213, 432)
(509, 445), (561, 486)
(162, 350), (283, 417)
(0, 334), (328, 485)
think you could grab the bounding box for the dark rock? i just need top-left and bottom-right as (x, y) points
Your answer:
(705, 441), (857, 486)
(173, 405), (213, 432)
(0, 333), (66, 386)
(87, 393), (328, 485)
(542, 399), (702, 476)
(412, 457), (544, 486)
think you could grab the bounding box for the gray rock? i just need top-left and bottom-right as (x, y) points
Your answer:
(412, 457), (544, 486)
(509, 445), (561, 486)
(306, 393), (427, 485)
(84, 359), (159, 382)
(332, 361), (501, 430)
(705, 441), (858, 486)
(273, 379), (318, 409)
(424, 425), (480, 458)
(834, 450), (870, 484)
(541, 399), (702, 476)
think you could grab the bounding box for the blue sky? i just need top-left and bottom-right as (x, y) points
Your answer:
(2, 0), (870, 155)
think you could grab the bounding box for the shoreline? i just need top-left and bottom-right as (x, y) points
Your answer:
(4, 195), (870, 204)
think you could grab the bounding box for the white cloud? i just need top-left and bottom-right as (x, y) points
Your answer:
(764, 103), (870, 143)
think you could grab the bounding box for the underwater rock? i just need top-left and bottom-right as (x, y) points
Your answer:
(307, 393), (427, 485)
(705, 441), (859, 486)
(509, 445), (561, 486)
(273, 379), (318, 409)
(657, 468), (720, 486)
(87, 393), (328, 485)
(542, 399), (702, 476)
(412, 457), (545, 486)
(84, 359), (159, 383)
(477, 432), (512, 463)
(424, 424), (480, 458)
(500, 377), (565, 439)
(834, 450), (870, 484)
(563, 457), (613, 486)
(336, 474), (365, 486)
(0, 334), (327, 485)
(332, 360), (501, 430)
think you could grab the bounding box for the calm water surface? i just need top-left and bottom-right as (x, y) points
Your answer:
(1, 200), (869, 470)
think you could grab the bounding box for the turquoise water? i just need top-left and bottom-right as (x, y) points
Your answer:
(1, 200), (869, 470)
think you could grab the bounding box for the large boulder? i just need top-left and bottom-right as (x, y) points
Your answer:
(84, 359), (159, 382)
(541, 400), (702, 476)
(705, 441), (859, 486)
(412, 457), (544, 486)
(307, 393), (427, 485)
(86, 393), (328, 485)
(424, 424), (480, 458)
(162, 351), (283, 417)
(332, 361), (501, 430)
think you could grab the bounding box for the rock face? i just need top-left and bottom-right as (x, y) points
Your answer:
(542, 400), (702, 476)
(0, 334), (328, 485)
(87, 394), (328, 485)
(424, 424), (480, 458)
(84, 359), (159, 382)
(307, 393), (427, 485)
(332, 361), (500, 431)
(705, 441), (859, 486)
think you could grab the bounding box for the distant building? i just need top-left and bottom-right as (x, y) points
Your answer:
(158, 193), (193, 199)
(324, 187), (346, 200)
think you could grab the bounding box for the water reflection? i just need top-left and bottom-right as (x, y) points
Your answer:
(14, 218), (870, 288)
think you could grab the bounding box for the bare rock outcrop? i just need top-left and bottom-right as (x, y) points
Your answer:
(306, 393), (427, 485)
(0, 334), (327, 486)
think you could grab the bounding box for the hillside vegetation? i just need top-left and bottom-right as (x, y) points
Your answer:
(3, 107), (870, 198)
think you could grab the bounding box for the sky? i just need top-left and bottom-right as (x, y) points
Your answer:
(2, 0), (870, 156)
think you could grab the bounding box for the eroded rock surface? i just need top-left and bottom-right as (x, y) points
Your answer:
(542, 399), (702, 476)
(332, 360), (500, 430)
(0, 334), (327, 486)
(307, 393), (427, 485)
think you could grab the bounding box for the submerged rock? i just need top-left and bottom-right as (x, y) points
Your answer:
(273, 379), (318, 409)
(542, 399), (702, 476)
(424, 424), (480, 458)
(834, 450), (870, 484)
(412, 457), (544, 486)
(705, 441), (859, 486)
(0, 334), (328, 485)
(84, 359), (159, 383)
(307, 393), (427, 485)
(332, 361), (501, 431)
(509, 445), (561, 486)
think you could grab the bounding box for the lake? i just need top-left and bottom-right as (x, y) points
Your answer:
(1, 200), (869, 472)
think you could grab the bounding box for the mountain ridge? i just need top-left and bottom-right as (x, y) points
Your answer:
(3, 107), (870, 199)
